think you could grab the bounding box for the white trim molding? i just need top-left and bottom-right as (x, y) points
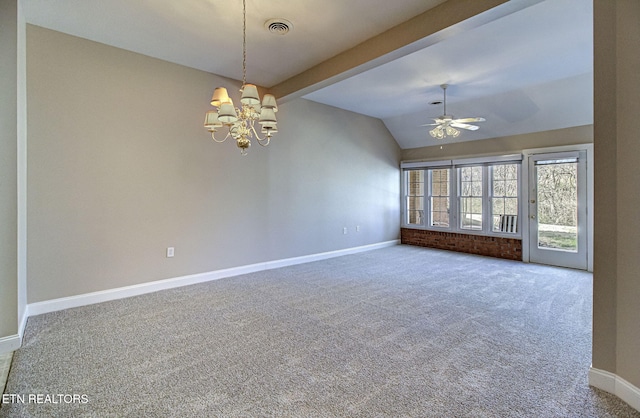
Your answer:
(0, 334), (21, 354)
(401, 159), (452, 169)
(589, 367), (640, 412)
(27, 240), (399, 317)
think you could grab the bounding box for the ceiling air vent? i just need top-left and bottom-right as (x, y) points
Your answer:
(265, 19), (293, 35)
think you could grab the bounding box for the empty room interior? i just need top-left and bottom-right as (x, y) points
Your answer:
(1, 0), (639, 416)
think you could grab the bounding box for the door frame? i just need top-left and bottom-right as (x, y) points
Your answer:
(522, 144), (593, 271)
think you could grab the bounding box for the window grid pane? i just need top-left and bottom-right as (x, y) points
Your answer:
(406, 170), (425, 225)
(459, 167), (483, 230)
(536, 162), (577, 251)
(430, 168), (450, 227)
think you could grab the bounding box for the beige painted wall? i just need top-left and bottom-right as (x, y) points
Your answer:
(592, 0), (617, 377)
(25, 25), (401, 303)
(593, 0), (640, 390)
(0, 0), (19, 338)
(401, 125), (593, 161)
(613, 0), (640, 391)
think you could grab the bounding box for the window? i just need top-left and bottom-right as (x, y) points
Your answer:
(430, 169), (450, 227)
(401, 155), (521, 237)
(491, 164), (519, 233)
(405, 170), (424, 226)
(404, 168), (450, 228)
(459, 166), (483, 230)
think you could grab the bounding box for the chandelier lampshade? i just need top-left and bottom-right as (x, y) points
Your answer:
(261, 125), (277, 134)
(217, 101), (238, 124)
(204, 110), (223, 131)
(210, 87), (230, 107)
(240, 84), (260, 105)
(259, 108), (277, 124)
(261, 94), (278, 111)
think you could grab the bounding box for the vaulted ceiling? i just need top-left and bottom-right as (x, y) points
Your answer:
(23, 0), (593, 149)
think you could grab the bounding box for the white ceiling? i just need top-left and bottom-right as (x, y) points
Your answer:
(305, 0), (593, 149)
(23, 0), (593, 150)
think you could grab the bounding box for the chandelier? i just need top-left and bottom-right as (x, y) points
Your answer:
(204, 0), (278, 155)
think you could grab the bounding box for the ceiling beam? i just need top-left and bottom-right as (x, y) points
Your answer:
(269, 0), (543, 103)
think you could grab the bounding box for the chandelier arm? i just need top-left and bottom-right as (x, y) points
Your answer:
(211, 130), (230, 143)
(250, 124), (271, 146)
(250, 123), (260, 138)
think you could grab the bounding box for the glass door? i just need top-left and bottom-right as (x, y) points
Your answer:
(528, 151), (587, 270)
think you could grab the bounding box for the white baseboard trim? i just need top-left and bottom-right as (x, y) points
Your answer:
(589, 366), (640, 412)
(0, 334), (21, 354)
(27, 240), (399, 318)
(262, 240), (399, 270)
(18, 310), (28, 340)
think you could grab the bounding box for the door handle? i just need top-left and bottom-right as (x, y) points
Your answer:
(530, 199), (536, 203)
(530, 215), (536, 219)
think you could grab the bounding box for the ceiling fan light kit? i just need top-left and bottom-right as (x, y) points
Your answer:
(424, 84), (485, 140)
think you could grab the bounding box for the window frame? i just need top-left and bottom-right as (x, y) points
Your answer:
(403, 169), (426, 227)
(489, 162), (520, 234)
(457, 165), (486, 231)
(428, 167), (452, 229)
(401, 155), (522, 238)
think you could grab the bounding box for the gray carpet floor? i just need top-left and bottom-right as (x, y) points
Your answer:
(2, 245), (639, 417)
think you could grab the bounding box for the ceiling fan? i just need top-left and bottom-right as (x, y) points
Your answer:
(422, 84), (485, 139)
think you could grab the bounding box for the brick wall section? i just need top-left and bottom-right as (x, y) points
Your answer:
(401, 228), (523, 261)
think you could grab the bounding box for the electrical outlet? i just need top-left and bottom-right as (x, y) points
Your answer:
(356, 225), (360, 232)
(343, 227), (348, 235)
(166, 247), (175, 258)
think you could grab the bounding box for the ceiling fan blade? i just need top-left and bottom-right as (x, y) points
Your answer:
(431, 118), (449, 124)
(450, 122), (479, 131)
(420, 117), (447, 126)
(452, 117), (485, 123)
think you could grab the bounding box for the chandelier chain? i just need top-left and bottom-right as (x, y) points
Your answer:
(242, 0), (247, 87)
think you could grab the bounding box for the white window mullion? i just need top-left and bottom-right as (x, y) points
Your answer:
(451, 167), (458, 231)
(403, 170), (409, 226)
(517, 163), (523, 234)
(426, 169), (432, 228)
(484, 165), (490, 233)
